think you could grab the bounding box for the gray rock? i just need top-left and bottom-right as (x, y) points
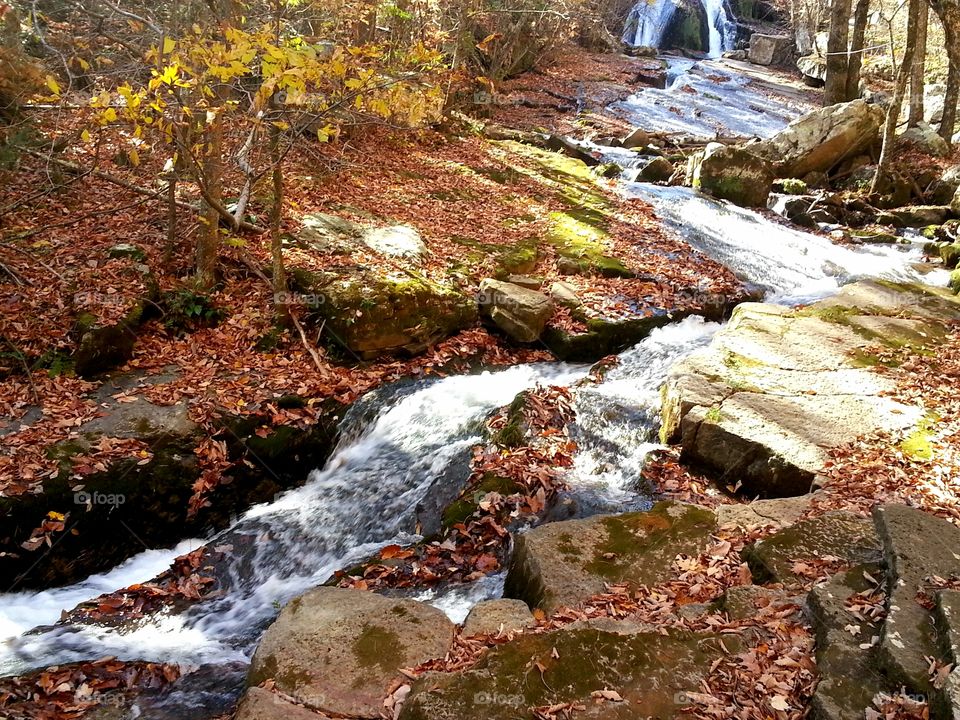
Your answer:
(807, 564), (886, 720)
(462, 599), (535, 636)
(362, 225), (428, 260)
(878, 205), (952, 228)
(235, 687), (333, 720)
(636, 155), (675, 182)
(108, 243), (147, 262)
(549, 281), (581, 309)
(743, 512), (881, 585)
(504, 501), (716, 613)
(749, 34), (794, 66)
(751, 100), (884, 179)
(79, 398), (197, 441)
(797, 54), (827, 83)
(873, 504), (960, 693)
(478, 279), (553, 343)
(689, 142), (775, 208)
(900, 122), (951, 157)
(723, 585), (799, 620)
(248, 587), (455, 718)
(621, 127), (650, 149)
(716, 496), (812, 530)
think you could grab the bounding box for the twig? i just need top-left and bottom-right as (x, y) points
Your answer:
(291, 313), (328, 375)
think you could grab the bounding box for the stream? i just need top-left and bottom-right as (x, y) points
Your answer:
(0, 47), (951, 719)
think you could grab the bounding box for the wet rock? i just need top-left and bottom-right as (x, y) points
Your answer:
(752, 99), (884, 179)
(929, 165), (960, 204)
(660, 297), (925, 497)
(743, 512), (881, 585)
(942, 243), (960, 269)
(400, 626), (738, 720)
(849, 228), (899, 245)
(248, 587), (455, 718)
(749, 34), (794, 66)
(362, 225), (428, 260)
(462, 599), (536, 636)
(635, 155), (675, 182)
(936, 591), (960, 717)
(716, 496), (812, 530)
(952, 269), (960, 295)
(621, 127), (650, 149)
(873, 504), (960, 693)
(295, 267), (477, 359)
(808, 564), (886, 720)
(797, 54), (827, 85)
(900, 121), (951, 157)
(689, 142), (775, 208)
(877, 205), (951, 228)
(235, 687), (332, 720)
(504, 501), (716, 613)
(478, 279), (553, 343)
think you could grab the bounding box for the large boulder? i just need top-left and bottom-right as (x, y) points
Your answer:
(504, 501), (717, 613)
(796, 54), (827, 85)
(659, 287), (946, 497)
(689, 143), (775, 208)
(247, 587), (455, 718)
(400, 625), (740, 720)
(299, 267), (477, 359)
(748, 34), (794, 66)
(461, 599), (535, 637)
(900, 121), (951, 157)
(478, 279), (553, 343)
(752, 99), (884, 179)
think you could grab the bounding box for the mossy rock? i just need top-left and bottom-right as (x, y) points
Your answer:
(400, 626), (739, 720)
(950, 268), (960, 295)
(72, 301), (146, 377)
(248, 587), (455, 718)
(296, 268), (477, 360)
(504, 501), (717, 613)
(942, 243), (960, 269)
(742, 512), (881, 585)
(543, 310), (680, 361)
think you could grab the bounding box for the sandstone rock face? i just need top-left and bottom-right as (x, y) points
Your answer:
(752, 100), (884, 179)
(689, 143), (775, 207)
(399, 626), (738, 720)
(478, 279), (554, 343)
(658, 285), (953, 497)
(504, 501), (716, 613)
(248, 587), (455, 718)
(749, 34), (793, 66)
(462, 599), (535, 637)
(716, 496), (812, 530)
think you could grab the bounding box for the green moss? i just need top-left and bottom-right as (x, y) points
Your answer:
(779, 178), (808, 194)
(352, 624), (404, 672)
(950, 269), (960, 295)
(900, 414), (939, 461)
(705, 406), (722, 423)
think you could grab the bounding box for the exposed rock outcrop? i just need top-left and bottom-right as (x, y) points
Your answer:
(751, 100), (884, 179)
(749, 34), (793, 66)
(479, 279), (554, 343)
(689, 142), (775, 207)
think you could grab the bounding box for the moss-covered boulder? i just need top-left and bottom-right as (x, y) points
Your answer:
(942, 242), (960, 269)
(298, 267), (477, 359)
(504, 501), (717, 613)
(400, 626), (739, 720)
(72, 302), (146, 377)
(689, 143), (775, 208)
(247, 587), (455, 718)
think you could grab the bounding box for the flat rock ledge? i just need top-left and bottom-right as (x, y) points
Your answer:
(660, 281), (960, 497)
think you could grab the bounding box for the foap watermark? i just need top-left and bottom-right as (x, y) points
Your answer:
(74, 490), (126, 508)
(273, 291), (329, 307)
(473, 691), (524, 706)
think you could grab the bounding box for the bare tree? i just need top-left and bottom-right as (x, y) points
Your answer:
(928, 0), (960, 141)
(846, 0), (871, 101)
(873, 0), (921, 193)
(825, 0), (853, 105)
(908, 2), (929, 125)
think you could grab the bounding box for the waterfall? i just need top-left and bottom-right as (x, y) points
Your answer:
(622, 0), (679, 48)
(622, 0), (736, 57)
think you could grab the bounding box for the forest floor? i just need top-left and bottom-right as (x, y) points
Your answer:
(1, 42), (960, 720)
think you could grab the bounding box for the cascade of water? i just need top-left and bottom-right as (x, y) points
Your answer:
(621, 0), (679, 48)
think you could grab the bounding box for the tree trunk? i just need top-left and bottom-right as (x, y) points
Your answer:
(909, 3), (929, 125)
(846, 0), (871, 101)
(927, 0), (960, 143)
(872, 0), (921, 194)
(195, 118), (222, 291)
(825, 0), (853, 106)
(269, 122), (288, 325)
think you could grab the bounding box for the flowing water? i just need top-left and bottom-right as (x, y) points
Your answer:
(622, 0), (736, 58)
(0, 53), (950, 718)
